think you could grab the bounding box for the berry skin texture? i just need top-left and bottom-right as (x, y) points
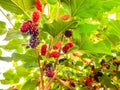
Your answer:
(20, 20), (39, 36)
(32, 10), (40, 22)
(53, 41), (62, 50)
(20, 20), (32, 33)
(41, 44), (47, 56)
(29, 35), (40, 48)
(67, 42), (74, 48)
(48, 52), (60, 58)
(28, 22), (39, 36)
(85, 77), (93, 85)
(46, 70), (54, 77)
(64, 30), (72, 38)
(62, 42), (74, 53)
(45, 63), (54, 77)
(36, 0), (42, 12)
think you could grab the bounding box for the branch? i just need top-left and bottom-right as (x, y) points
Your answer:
(55, 77), (72, 90)
(44, 72), (58, 90)
(41, 61), (46, 90)
(35, 49), (41, 90)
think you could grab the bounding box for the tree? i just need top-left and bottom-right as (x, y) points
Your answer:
(0, 0), (120, 90)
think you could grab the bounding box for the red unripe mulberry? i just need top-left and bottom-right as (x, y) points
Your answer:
(85, 77), (93, 85)
(32, 10), (40, 22)
(36, 0), (42, 12)
(20, 20), (32, 33)
(41, 44), (47, 56)
(62, 42), (74, 53)
(11, 86), (18, 90)
(48, 52), (60, 58)
(59, 14), (70, 20)
(53, 41), (62, 50)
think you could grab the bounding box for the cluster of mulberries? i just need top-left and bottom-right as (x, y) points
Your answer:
(20, 20), (39, 48)
(20, 0), (43, 48)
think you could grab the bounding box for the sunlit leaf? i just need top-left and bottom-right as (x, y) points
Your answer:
(43, 20), (78, 37)
(0, 0), (35, 15)
(21, 78), (36, 90)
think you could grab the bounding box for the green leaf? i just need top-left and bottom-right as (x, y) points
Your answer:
(43, 20), (77, 37)
(100, 75), (115, 88)
(61, 0), (100, 18)
(102, 0), (120, 11)
(0, 0), (35, 15)
(0, 21), (5, 29)
(73, 33), (111, 55)
(2, 69), (19, 84)
(48, 0), (57, 4)
(0, 21), (6, 35)
(61, 0), (120, 18)
(116, 71), (120, 79)
(75, 61), (84, 66)
(5, 30), (22, 40)
(5, 39), (23, 50)
(12, 49), (36, 63)
(12, 53), (22, 61)
(0, 49), (2, 56)
(0, 0), (23, 14)
(22, 49), (36, 61)
(105, 34), (120, 47)
(21, 78), (36, 90)
(91, 40), (111, 54)
(0, 57), (11, 62)
(109, 20), (120, 38)
(76, 23), (98, 35)
(16, 66), (30, 77)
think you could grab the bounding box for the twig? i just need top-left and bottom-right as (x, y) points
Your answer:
(0, 8), (14, 27)
(44, 72), (58, 90)
(114, 85), (119, 90)
(55, 77), (72, 90)
(35, 49), (45, 90)
(41, 61), (46, 90)
(35, 49), (41, 90)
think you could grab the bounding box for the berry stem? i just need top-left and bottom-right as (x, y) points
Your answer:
(56, 0), (60, 20)
(41, 61), (46, 90)
(54, 34), (64, 69)
(35, 49), (45, 90)
(35, 49), (41, 89)
(47, 37), (53, 56)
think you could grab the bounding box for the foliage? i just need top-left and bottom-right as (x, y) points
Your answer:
(0, 0), (120, 90)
